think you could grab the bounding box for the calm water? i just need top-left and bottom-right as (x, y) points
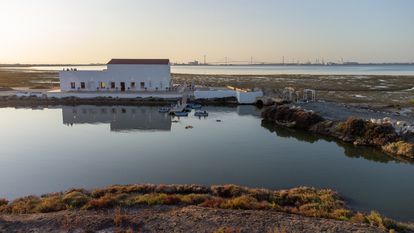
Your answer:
(5, 64), (414, 75)
(0, 106), (413, 221)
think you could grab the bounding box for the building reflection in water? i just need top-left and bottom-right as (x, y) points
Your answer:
(62, 106), (172, 132)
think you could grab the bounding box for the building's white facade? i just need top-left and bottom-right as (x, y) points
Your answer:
(59, 59), (171, 92)
(194, 89), (263, 104)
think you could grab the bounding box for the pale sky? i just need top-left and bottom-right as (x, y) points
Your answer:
(0, 0), (413, 64)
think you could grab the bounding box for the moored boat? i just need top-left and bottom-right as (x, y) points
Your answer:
(158, 107), (171, 113)
(187, 103), (202, 109)
(194, 110), (208, 117)
(174, 111), (189, 117)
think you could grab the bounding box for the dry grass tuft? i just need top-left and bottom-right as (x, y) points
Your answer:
(114, 207), (127, 227)
(213, 226), (241, 233)
(382, 141), (414, 159)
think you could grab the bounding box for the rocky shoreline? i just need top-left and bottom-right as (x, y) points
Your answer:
(262, 104), (414, 160)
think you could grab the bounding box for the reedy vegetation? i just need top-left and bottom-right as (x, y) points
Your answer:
(0, 184), (410, 232)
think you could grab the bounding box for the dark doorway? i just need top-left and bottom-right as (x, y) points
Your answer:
(120, 82), (125, 91)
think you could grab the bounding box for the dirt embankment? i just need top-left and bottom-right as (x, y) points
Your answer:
(262, 105), (414, 160)
(0, 206), (385, 233)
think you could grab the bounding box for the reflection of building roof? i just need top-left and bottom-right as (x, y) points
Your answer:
(62, 106), (171, 132)
(107, 59), (170, 65)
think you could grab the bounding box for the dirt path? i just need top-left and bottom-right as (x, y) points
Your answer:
(296, 101), (414, 124)
(0, 206), (384, 233)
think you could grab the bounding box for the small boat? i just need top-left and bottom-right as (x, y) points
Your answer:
(158, 107), (170, 113)
(194, 110), (208, 117)
(185, 125), (193, 129)
(174, 111), (189, 117)
(187, 103), (202, 109)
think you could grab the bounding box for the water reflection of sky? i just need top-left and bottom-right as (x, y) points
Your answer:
(0, 106), (413, 221)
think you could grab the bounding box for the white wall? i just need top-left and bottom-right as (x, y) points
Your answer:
(194, 90), (236, 99)
(194, 90), (263, 104)
(59, 64), (171, 92)
(236, 91), (263, 104)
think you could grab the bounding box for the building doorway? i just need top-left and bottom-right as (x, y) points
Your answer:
(120, 82), (125, 91)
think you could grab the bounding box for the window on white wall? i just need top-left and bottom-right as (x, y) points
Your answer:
(110, 82), (115, 89)
(70, 82), (75, 89)
(140, 82), (145, 88)
(80, 82), (85, 89)
(99, 82), (106, 88)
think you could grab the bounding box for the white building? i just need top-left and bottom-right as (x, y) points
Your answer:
(59, 59), (171, 92)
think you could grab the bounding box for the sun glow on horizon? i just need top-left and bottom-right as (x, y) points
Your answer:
(1, 0), (414, 64)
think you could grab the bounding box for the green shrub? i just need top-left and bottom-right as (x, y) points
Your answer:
(62, 191), (90, 209)
(134, 194), (165, 205)
(366, 211), (386, 230)
(220, 195), (265, 210)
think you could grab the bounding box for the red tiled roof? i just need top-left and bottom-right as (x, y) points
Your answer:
(107, 59), (170, 65)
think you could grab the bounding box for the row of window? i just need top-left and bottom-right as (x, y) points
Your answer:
(70, 81), (148, 90)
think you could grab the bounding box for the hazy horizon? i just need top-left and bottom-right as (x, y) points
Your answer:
(1, 0), (414, 64)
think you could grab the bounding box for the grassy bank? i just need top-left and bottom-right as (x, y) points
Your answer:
(0, 184), (411, 232)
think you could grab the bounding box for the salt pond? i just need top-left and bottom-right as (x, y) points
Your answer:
(0, 105), (413, 221)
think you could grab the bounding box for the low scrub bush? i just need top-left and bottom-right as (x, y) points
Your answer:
(9, 195), (41, 214)
(62, 191), (90, 209)
(382, 141), (414, 159)
(0, 198), (8, 206)
(84, 193), (122, 209)
(220, 195), (262, 210)
(211, 184), (246, 198)
(35, 195), (66, 213)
